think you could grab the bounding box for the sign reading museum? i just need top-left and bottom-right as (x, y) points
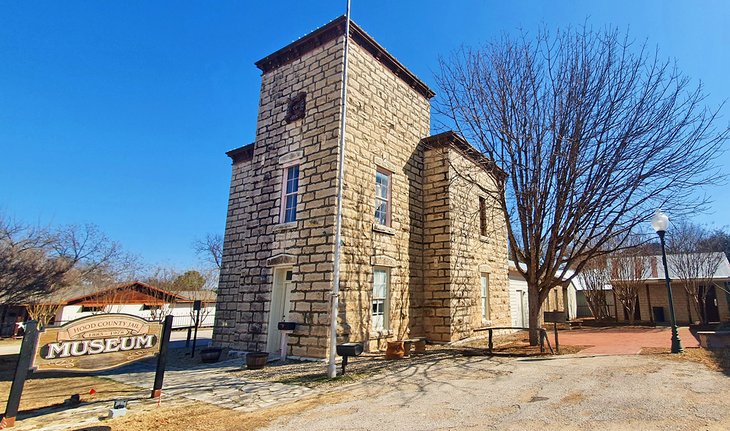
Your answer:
(34, 314), (163, 372)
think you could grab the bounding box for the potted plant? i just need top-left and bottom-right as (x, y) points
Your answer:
(199, 347), (223, 363)
(385, 340), (405, 359)
(245, 351), (269, 369)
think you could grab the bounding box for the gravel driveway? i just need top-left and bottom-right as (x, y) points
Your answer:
(263, 353), (730, 431)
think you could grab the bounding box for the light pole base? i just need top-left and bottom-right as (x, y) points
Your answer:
(670, 327), (684, 354)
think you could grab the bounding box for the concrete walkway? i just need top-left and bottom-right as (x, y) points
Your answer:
(102, 356), (317, 413)
(558, 326), (699, 355)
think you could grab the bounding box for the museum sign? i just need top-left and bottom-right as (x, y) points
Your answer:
(2, 313), (173, 428)
(34, 314), (163, 372)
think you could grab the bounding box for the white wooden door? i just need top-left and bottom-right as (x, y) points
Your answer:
(267, 268), (293, 353)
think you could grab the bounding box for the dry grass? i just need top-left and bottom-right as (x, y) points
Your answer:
(640, 346), (730, 373)
(101, 391), (346, 431)
(0, 352), (145, 417)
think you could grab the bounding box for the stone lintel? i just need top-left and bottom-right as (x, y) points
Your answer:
(266, 253), (297, 267)
(370, 254), (397, 268)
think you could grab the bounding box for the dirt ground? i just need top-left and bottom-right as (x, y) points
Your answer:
(257, 352), (730, 431)
(39, 349), (730, 431)
(0, 354), (142, 414)
(2, 330), (729, 430)
(102, 391), (347, 431)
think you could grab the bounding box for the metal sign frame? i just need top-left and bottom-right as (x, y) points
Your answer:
(1, 314), (173, 428)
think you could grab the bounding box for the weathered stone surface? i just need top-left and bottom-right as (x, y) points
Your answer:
(213, 22), (509, 358)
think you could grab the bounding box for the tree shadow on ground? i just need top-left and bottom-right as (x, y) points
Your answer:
(230, 343), (568, 391)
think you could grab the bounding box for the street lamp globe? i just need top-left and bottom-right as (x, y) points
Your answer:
(651, 210), (669, 233)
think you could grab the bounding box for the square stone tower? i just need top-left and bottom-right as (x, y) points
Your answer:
(213, 17), (509, 358)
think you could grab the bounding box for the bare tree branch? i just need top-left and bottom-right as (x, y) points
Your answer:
(436, 24), (728, 343)
(194, 233), (223, 270)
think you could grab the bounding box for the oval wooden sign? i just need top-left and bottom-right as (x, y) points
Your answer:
(33, 314), (164, 372)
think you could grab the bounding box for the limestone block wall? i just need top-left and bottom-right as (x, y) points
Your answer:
(422, 146), (454, 342)
(214, 20), (512, 357)
(213, 37), (345, 358)
(337, 41), (431, 351)
(421, 145), (510, 342)
(445, 150), (510, 341)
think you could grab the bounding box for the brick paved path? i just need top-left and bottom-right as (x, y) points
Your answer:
(557, 326), (699, 354)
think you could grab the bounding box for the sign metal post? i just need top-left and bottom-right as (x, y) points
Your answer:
(191, 300), (201, 358)
(151, 315), (173, 399)
(2, 321), (39, 428)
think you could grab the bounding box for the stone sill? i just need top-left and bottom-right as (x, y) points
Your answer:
(372, 223), (395, 235)
(272, 222), (297, 232)
(368, 329), (393, 340)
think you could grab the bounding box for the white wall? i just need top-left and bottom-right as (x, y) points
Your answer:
(55, 303), (216, 328)
(565, 285), (577, 320)
(170, 303), (216, 328)
(508, 272), (579, 325)
(509, 274), (529, 328)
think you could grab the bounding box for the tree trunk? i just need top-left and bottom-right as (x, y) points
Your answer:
(528, 288), (543, 345)
(0, 306), (6, 337)
(626, 302), (635, 325)
(685, 293), (693, 325)
(697, 294), (710, 325)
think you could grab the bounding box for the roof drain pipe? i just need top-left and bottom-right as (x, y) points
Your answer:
(327, 0), (352, 379)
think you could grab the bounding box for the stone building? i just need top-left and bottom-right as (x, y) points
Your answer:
(213, 17), (510, 359)
(611, 253), (730, 325)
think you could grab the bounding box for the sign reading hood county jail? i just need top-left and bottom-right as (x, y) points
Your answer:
(33, 314), (163, 372)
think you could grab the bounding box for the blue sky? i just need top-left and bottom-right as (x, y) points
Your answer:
(1, 1), (728, 270)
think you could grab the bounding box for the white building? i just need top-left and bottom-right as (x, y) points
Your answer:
(508, 261), (578, 327)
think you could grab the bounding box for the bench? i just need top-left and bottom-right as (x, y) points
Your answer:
(697, 331), (730, 349)
(568, 320), (583, 329)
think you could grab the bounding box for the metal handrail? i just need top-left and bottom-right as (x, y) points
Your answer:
(473, 326), (551, 354)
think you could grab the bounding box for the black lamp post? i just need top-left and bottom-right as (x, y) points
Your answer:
(651, 210), (683, 354)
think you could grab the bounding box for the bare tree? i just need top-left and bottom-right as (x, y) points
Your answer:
(0, 215), (67, 304)
(194, 233), (223, 270)
(610, 248), (650, 324)
(143, 266), (179, 292)
(436, 25), (727, 343)
(576, 255), (612, 320)
(0, 214), (138, 326)
(667, 221), (725, 324)
(25, 300), (61, 328)
(52, 223), (135, 285)
(186, 289), (214, 328)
